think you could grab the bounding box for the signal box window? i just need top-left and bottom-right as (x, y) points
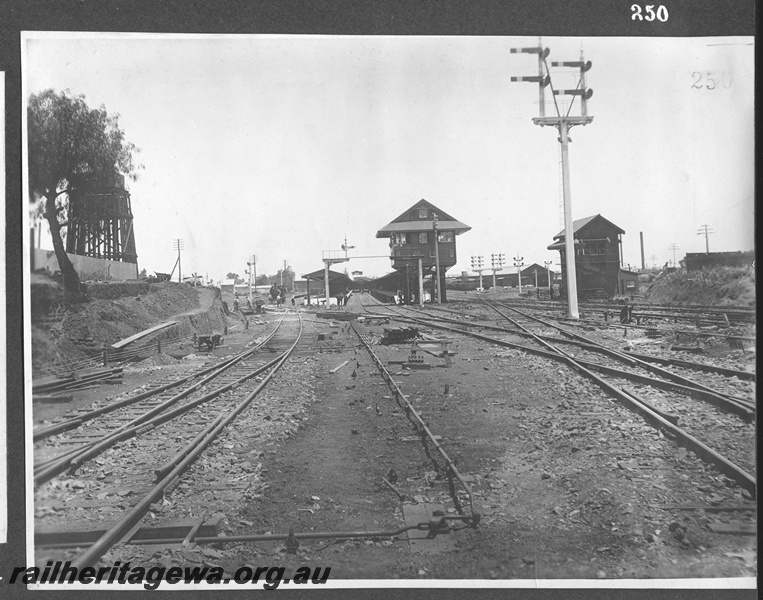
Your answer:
(394, 233), (407, 246)
(418, 232), (428, 244)
(582, 241), (606, 255)
(438, 231), (454, 243)
(418, 209), (428, 218)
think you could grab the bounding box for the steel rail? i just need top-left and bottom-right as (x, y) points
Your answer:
(34, 351), (287, 486)
(452, 295), (756, 337)
(33, 313), (287, 442)
(350, 322), (479, 525)
(456, 294), (756, 320)
(487, 300), (753, 410)
(362, 300), (756, 496)
(39, 516), (471, 549)
(621, 351), (756, 382)
(70, 313), (304, 568)
(555, 317), (756, 342)
(426, 302), (756, 381)
(387, 304), (753, 419)
(423, 302), (756, 382)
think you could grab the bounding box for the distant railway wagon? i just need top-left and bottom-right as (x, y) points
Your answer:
(684, 251), (755, 271)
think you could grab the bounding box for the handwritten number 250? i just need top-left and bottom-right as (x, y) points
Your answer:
(692, 72), (732, 90)
(631, 4), (669, 21)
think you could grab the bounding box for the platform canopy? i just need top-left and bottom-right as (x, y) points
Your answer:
(375, 198), (471, 238)
(301, 268), (353, 289)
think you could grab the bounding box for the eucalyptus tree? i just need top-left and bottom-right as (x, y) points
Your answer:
(28, 89), (142, 295)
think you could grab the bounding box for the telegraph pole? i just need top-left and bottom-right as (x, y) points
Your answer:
(697, 225), (714, 253)
(173, 239), (184, 283)
(490, 253), (505, 290)
(512, 44), (593, 319)
(668, 243), (680, 268)
(433, 213), (442, 304)
(513, 254), (525, 295)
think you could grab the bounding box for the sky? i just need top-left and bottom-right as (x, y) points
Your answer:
(23, 34), (755, 283)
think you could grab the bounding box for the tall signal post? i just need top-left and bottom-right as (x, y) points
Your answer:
(513, 254), (525, 295)
(471, 255), (485, 290)
(322, 236), (354, 309)
(246, 255), (257, 298)
(697, 225), (714, 253)
(280, 260), (288, 288)
(491, 253), (505, 290)
(544, 260), (553, 295)
(512, 43), (594, 319)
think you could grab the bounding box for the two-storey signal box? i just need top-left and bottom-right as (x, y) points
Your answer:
(376, 199), (470, 303)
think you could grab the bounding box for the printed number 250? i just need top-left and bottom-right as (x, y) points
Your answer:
(631, 4), (669, 21)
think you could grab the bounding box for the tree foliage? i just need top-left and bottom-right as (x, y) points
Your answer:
(226, 272), (245, 284)
(27, 89), (142, 295)
(28, 89), (142, 201)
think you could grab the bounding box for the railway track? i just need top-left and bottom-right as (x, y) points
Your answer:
(445, 292), (756, 346)
(351, 323), (480, 525)
(34, 313), (292, 481)
(358, 296), (756, 497)
(35, 311), (304, 567)
(456, 293), (756, 326)
(32, 296), (756, 578)
(35, 308), (478, 570)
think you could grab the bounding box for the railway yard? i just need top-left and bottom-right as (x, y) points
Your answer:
(32, 288), (756, 581)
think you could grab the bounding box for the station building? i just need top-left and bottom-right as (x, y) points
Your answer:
(375, 199), (471, 303)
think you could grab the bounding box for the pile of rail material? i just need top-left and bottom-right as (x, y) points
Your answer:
(315, 312), (359, 321)
(380, 326), (421, 345)
(32, 366), (124, 402)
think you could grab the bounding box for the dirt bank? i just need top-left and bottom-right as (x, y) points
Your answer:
(31, 276), (229, 372)
(645, 267), (755, 306)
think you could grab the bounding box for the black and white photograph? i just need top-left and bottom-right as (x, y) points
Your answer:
(12, 5), (756, 594)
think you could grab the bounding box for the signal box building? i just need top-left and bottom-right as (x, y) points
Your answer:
(376, 199), (471, 303)
(548, 214), (634, 298)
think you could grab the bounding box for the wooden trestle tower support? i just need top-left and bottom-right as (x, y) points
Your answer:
(65, 172), (138, 265)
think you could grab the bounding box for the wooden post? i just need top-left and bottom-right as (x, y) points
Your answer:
(418, 258), (424, 306)
(103, 349), (109, 367)
(157, 339), (162, 354)
(324, 262), (331, 310)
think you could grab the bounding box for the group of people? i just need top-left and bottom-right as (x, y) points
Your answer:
(231, 285), (299, 314)
(269, 285), (288, 306)
(232, 291), (267, 313)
